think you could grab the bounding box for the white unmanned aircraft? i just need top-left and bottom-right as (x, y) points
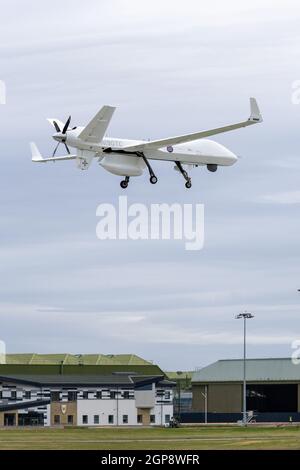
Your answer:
(31, 98), (262, 189)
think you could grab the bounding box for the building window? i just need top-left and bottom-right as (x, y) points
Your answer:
(68, 391), (77, 401)
(150, 415), (155, 424)
(51, 391), (60, 402)
(110, 391), (116, 399)
(96, 391), (102, 399)
(108, 415), (114, 424)
(165, 391), (171, 400)
(82, 391), (88, 400)
(11, 391), (17, 400)
(122, 415), (128, 424)
(137, 414), (143, 424)
(94, 415), (99, 424)
(67, 415), (73, 425)
(54, 415), (60, 425)
(123, 391), (130, 399)
(82, 415), (88, 424)
(165, 414), (170, 423)
(24, 391), (31, 400)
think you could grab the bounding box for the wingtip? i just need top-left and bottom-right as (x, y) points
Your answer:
(30, 142), (44, 162)
(249, 97), (263, 123)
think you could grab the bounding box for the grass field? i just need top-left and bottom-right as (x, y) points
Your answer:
(0, 426), (300, 450)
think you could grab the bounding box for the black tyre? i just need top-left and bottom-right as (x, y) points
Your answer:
(150, 175), (158, 184)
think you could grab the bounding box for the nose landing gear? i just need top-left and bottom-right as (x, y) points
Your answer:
(120, 176), (130, 189)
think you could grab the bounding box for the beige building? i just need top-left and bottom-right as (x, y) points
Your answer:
(192, 358), (300, 415)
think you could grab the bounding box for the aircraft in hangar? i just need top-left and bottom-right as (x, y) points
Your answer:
(31, 98), (262, 189)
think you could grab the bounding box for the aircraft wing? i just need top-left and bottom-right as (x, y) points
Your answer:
(30, 142), (76, 162)
(121, 98), (262, 153)
(78, 105), (116, 143)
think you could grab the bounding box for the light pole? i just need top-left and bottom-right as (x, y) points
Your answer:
(235, 312), (254, 426)
(201, 385), (208, 424)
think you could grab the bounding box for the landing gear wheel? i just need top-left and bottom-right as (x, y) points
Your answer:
(175, 161), (192, 189)
(150, 175), (158, 184)
(120, 176), (130, 189)
(120, 180), (128, 189)
(138, 152), (158, 185)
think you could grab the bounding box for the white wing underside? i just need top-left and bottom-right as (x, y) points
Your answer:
(32, 98), (262, 166)
(78, 105), (116, 143)
(30, 142), (76, 162)
(122, 98), (262, 153)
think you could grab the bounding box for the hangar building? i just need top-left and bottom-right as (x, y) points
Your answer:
(192, 358), (300, 416)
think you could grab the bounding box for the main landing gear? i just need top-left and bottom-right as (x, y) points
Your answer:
(175, 161), (192, 189)
(138, 152), (158, 185)
(120, 153), (158, 189)
(120, 176), (130, 189)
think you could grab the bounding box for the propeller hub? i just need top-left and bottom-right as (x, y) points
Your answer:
(51, 116), (72, 157)
(53, 133), (65, 142)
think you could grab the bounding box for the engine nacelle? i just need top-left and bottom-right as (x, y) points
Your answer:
(99, 154), (146, 177)
(207, 164), (218, 172)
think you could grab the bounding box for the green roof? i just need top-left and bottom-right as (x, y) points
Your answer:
(192, 358), (300, 383)
(166, 371), (193, 380)
(5, 353), (153, 366)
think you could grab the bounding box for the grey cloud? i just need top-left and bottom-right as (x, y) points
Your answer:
(1, 0), (300, 368)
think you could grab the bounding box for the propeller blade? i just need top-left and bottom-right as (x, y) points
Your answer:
(62, 115), (71, 134)
(64, 143), (71, 154)
(52, 141), (60, 157)
(53, 121), (61, 133)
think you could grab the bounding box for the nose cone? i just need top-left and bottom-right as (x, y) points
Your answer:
(219, 143), (238, 165)
(226, 148), (238, 164)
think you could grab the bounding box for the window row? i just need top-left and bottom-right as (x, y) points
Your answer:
(0, 390), (171, 401)
(50, 391), (133, 401)
(76, 414), (171, 425)
(0, 391), (32, 400)
(54, 414), (171, 425)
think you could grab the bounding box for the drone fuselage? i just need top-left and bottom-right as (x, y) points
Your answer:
(61, 127), (238, 167)
(32, 99), (261, 188)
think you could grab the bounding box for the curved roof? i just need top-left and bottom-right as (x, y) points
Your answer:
(192, 358), (300, 383)
(4, 353), (152, 366)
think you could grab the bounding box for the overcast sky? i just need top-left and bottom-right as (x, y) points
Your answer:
(1, 0), (300, 370)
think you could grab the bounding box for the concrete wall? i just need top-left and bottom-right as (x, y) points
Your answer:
(135, 388), (155, 408)
(77, 399), (138, 426)
(77, 400), (174, 426)
(153, 404), (173, 425)
(192, 383), (242, 413)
